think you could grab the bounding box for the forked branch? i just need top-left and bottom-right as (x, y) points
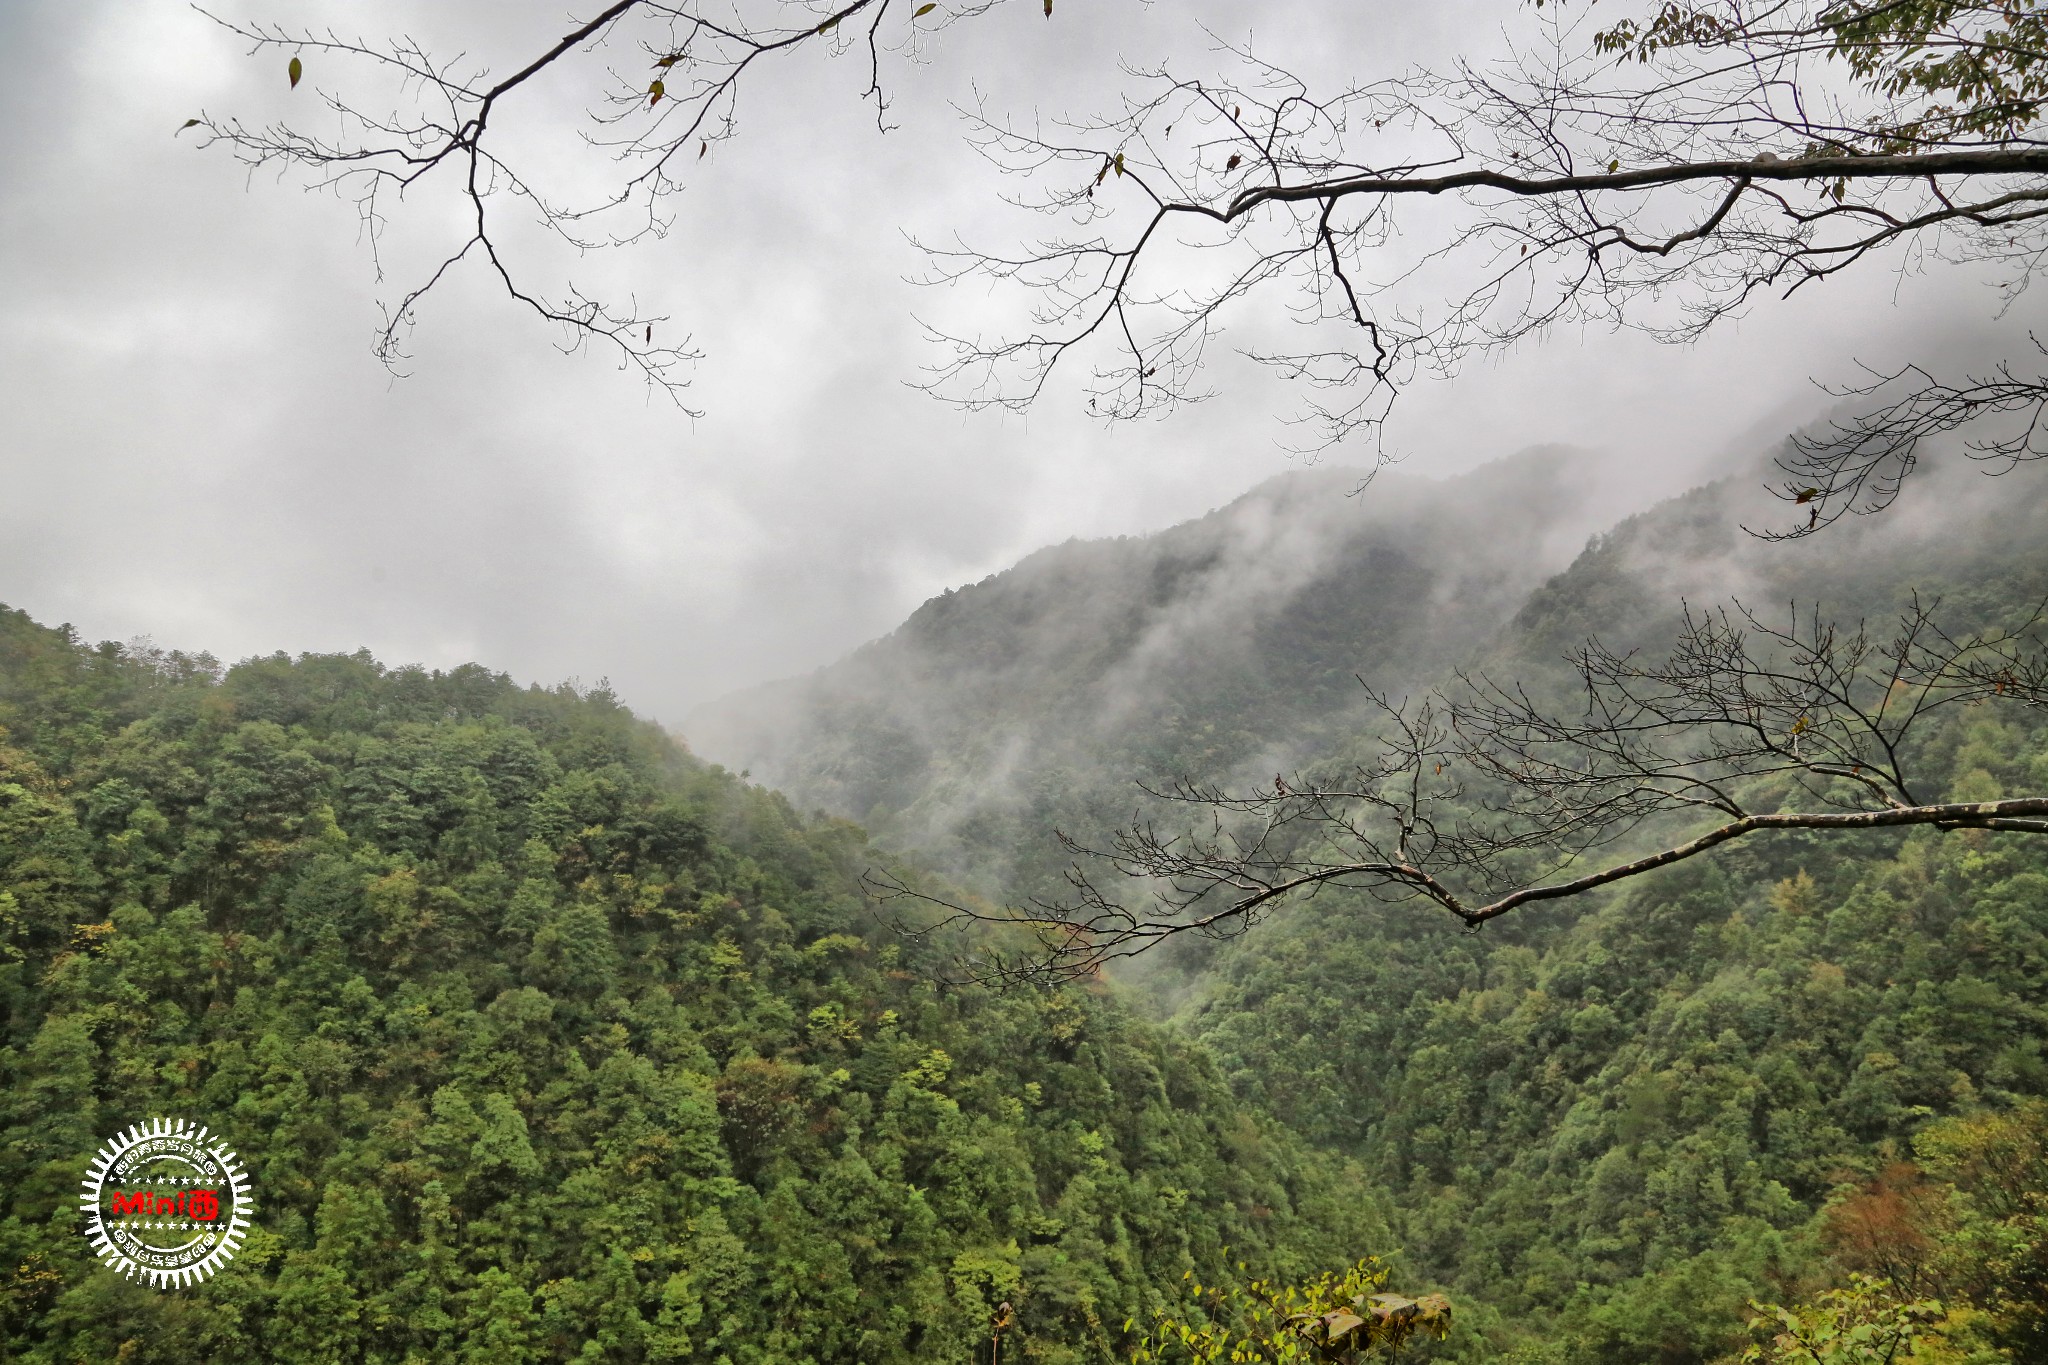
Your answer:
(873, 595), (2048, 986)
(196, 0), (2048, 500)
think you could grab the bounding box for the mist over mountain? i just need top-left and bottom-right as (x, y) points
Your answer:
(696, 443), (2048, 1364)
(687, 445), (1703, 895)
(689, 439), (2048, 902)
(1157, 457), (2048, 1362)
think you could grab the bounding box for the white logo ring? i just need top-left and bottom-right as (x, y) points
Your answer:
(80, 1118), (253, 1288)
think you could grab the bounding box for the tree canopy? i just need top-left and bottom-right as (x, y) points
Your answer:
(0, 601), (1392, 1362)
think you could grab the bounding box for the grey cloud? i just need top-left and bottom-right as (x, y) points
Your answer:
(0, 0), (2037, 727)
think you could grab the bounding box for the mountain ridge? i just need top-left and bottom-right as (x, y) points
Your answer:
(685, 443), (1706, 895)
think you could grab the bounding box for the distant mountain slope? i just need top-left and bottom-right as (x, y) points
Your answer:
(688, 445), (1680, 895)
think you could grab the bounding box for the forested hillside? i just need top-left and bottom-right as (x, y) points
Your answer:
(691, 454), (2048, 1364)
(0, 605), (1386, 1363)
(6, 450), (2045, 1365)
(1166, 465), (2048, 1361)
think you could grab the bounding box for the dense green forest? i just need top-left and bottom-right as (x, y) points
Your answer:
(1181, 802), (2048, 1360)
(0, 604), (1386, 1362)
(691, 452), (2048, 1363)
(1159, 472), (2048, 1362)
(5, 456), (2048, 1362)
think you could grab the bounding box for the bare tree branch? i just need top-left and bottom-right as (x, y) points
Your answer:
(907, 3), (2048, 495)
(197, 0), (2048, 498)
(187, 0), (998, 402)
(1765, 344), (2048, 532)
(874, 594), (2048, 986)
(188, 0), (2048, 515)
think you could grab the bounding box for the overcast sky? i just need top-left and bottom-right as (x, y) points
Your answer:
(0, 0), (2028, 726)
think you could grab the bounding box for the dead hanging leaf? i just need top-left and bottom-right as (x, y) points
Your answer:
(1831, 179), (1846, 202)
(1794, 486), (1821, 504)
(817, 13), (841, 33)
(649, 79), (666, 105)
(656, 53), (681, 68)
(176, 118), (202, 136)
(1095, 160), (1111, 187)
(1322, 1312), (1367, 1342)
(645, 324), (653, 345)
(288, 56), (303, 89)
(1225, 153), (1241, 170)
(915, 2), (937, 13)
(1790, 714), (1811, 736)
(1113, 151), (1125, 176)
(1044, 0), (1053, 16)
(1233, 105), (1241, 118)
(699, 140), (708, 158)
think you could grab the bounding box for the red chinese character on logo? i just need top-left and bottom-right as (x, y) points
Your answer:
(188, 1188), (220, 1221)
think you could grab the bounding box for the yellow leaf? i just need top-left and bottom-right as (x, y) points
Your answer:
(1114, 151), (1125, 176)
(649, 79), (665, 105)
(915, 2), (937, 13)
(288, 56), (302, 89)
(1607, 158), (1619, 172)
(818, 13), (841, 33)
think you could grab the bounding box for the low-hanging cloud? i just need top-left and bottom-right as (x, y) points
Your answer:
(1, 0), (2041, 731)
